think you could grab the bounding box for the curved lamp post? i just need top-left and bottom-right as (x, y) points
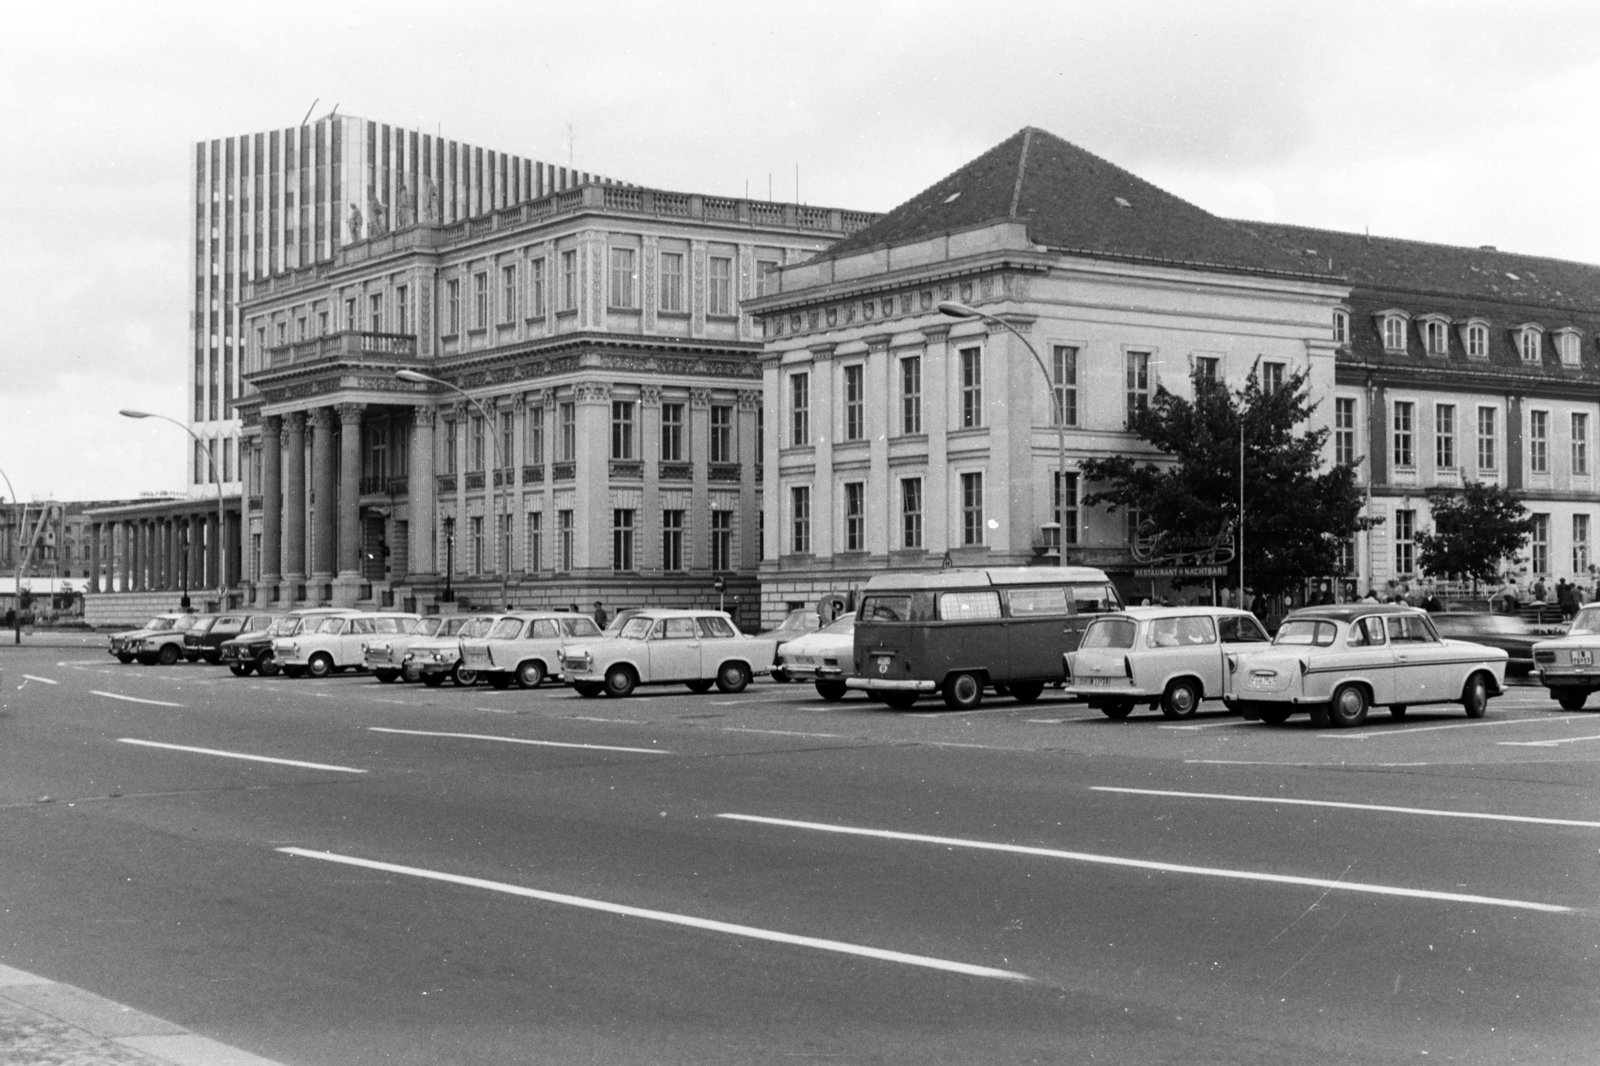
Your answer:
(0, 465), (22, 643)
(119, 410), (226, 611)
(938, 301), (1069, 566)
(395, 370), (509, 610)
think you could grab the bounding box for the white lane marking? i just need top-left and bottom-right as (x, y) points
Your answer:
(1158, 720), (1245, 730)
(368, 726), (667, 755)
(717, 814), (1571, 914)
(1028, 714), (1103, 724)
(1318, 715), (1592, 740)
(22, 675), (58, 685)
(1186, 759), (1430, 767)
(1500, 733), (1600, 748)
(372, 699), (409, 705)
(116, 738), (367, 773)
(475, 706), (520, 715)
(91, 691), (184, 708)
(907, 707), (1018, 718)
(1090, 786), (1600, 829)
(719, 727), (844, 739)
(277, 847), (1030, 982)
(566, 716), (644, 724)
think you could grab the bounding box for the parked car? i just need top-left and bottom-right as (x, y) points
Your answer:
(1431, 609), (1537, 676)
(408, 615), (497, 687)
(108, 613), (197, 666)
(561, 609), (775, 698)
(185, 613), (272, 664)
(1065, 606), (1271, 719)
(602, 608), (644, 637)
(179, 614), (221, 662)
(1533, 604), (1600, 708)
(363, 615), (452, 682)
(758, 608), (822, 681)
(275, 612), (419, 679)
(1223, 604), (1506, 727)
(219, 608), (349, 677)
(775, 616), (858, 700)
(462, 611), (604, 689)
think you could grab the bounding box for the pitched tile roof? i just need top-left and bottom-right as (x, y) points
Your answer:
(1236, 220), (1600, 313)
(823, 127), (1331, 278)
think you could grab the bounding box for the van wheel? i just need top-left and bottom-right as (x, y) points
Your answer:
(605, 664), (637, 698)
(1099, 701), (1133, 719)
(1555, 688), (1589, 711)
(1462, 674), (1490, 719)
(1009, 681), (1044, 704)
(881, 691), (919, 710)
(1160, 679), (1200, 719)
(157, 644), (180, 666)
(515, 660), (545, 689)
(1327, 683), (1369, 728)
(815, 680), (848, 701)
(942, 672), (984, 710)
(306, 652), (334, 679)
(716, 661), (751, 694)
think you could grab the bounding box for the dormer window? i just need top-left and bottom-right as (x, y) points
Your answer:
(1517, 324), (1544, 363)
(1332, 308), (1350, 346)
(1554, 328), (1583, 366)
(1459, 318), (1491, 360)
(1376, 310), (1410, 353)
(1419, 314), (1451, 356)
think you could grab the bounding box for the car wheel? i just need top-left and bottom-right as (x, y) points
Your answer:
(1461, 674), (1491, 719)
(228, 663), (251, 677)
(881, 690), (919, 710)
(115, 653), (135, 664)
(1389, 704), (1408, 718)
(306, 653), (334, 679)
(716, 661), (751, 694)
(1160, 679), (1200, 719)
(942, 672), (984, 710)
(421, 672), (446, 688)
(815, 680), (848, 701)
(451, 663), (478, 687)
(157, 644), (180, 666)
(374, 669), (399, 684)
(1008, 681), (1044, 704)
(488, 673), (513, 690)
(282, 665), (306, 679)
(256, 653), (281, 677)
(771, 667), (790, 683)
(401, 661), (423, 684)
(1099, 701), (1133, 719)
(1327, 683), (1369, 728)
(604, 664), (637, 698)
(1555, 688), (1589, 711)
(574, 682), (604, 698)
(1258, 707), (1292, 725)
(686, 679), (714, 693)
(515, 661), (545, 689)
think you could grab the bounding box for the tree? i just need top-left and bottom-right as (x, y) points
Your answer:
(1079, 363), (1369, 597)
(1413, 481), (1534, 590)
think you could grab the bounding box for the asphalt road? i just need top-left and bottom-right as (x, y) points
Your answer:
(2, 637), (1597, 1065)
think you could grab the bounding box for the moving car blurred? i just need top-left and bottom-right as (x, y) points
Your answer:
(1533, 603), (1600, 709)
(108, 613), (197, 666)
(1430, 608), (1537, 676)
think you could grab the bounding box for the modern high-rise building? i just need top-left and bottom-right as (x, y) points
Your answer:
(188, 113), (623, 500)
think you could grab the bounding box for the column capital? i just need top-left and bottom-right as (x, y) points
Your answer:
(575, 381), (611, 406)
(511, 393), (528, 414)
(337, 401), (366, 426)
(284, 410), (306, 431)
(262, 414), (283, 436)
(413, 404), (438, 427)
(737, 388), (761, 410)
(309, 406), (336, 430)
(639, 385), (663, 408)
(689, 388), (713, 410)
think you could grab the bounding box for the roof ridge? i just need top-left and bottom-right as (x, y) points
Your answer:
(1008, 127), (1034, 219)
(1240, 219), (1600, 272)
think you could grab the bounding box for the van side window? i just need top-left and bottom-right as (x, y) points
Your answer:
(938, 591), (1002, 620)
(1006, 587), (1070, 617)
(1071, 584), (1121, 614)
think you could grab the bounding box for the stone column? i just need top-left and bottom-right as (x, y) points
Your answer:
(283, 412), (307, 583)
(206, 512), (220, 593)
(164, 518), (177, 590)
(408, 406), (437, 577)
(310, 407), (337, 582)
(88, 522), (101, 594)
(188, 515), (205, 591)
(261, 416), (282, 592)
(337, 403), (364, 578)
(737, 388), (761, 570)
(689, 388), (712, 570)
(640, 386), (662, 571)
(574, 382), (610, 570)
(134, 520), (147, 592)
(118, 521), (130, 592)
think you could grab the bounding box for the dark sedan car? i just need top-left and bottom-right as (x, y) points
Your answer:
(1431, 610), (1538, 676)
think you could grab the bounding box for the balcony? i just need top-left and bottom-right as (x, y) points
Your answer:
(522, 465), (545, 484)
(492, 468), (514, 488)
(263, 330), (418, 371)
(709, 463), (742, 483)
(552, 462), (575, 481)
(436, 474), (457, 493)
(465, 471), (486, 490)
(609, 461), (643, 480)
(360, 476), (408, 496)
(659, 462), (692, 482)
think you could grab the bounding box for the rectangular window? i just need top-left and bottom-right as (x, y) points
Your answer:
(344, 297), (356, 332)
(843, 364), (864, 441)
(499, 513), (514, 574)
(1393, 401), (1414, 468)
(844, 482), (865, 552)
(790, 485), (811, 554)
(612, 509), (635, 571)
(1468, 324), (1488, 359)
(558, 402), (576, 462)
(526, 511), (542, 571)
(1054, 345), (1079, 425)
(708, 256), (733, 316)
(368, 293), (381, 333)
(790, 372), (809, 447)
(1395, 508), (1415, 575)
(755, 258), (780, 297)
(1335, 397), (1357, 466)
(1333, 310), (1349, 345)
(1559, 332), (1582, 365)
(470, 416), (485, 472)
(1478, 407), (1497, 471)
(1435, 403), (1456, 470)
(1521, 329), (1542, 363)
(659, 251), (684, 312)
(528, 258), (546, 317)
(473, 272), (488, 329)
(501, 264), (517, 322)
(900, 355), (922, 435)
(961, 471), (984, 546)
(1574, 412), (1590, 476)
(710, 405), (733, 463)
(524, 406), (544, 465)
(500, 411), (514, 471)
(609, 247), (637, 309)
(710, 510), (733, 571)
(1054, 471), (1080, 549)
(560, 250), (578, 311)
(1126, 351), (1151, 422)
(900, 477), (923, 550)
(611, 401), (635, 460)
(661, 403), (684, 462)
(442, 419), (457, 474)
(1262, 361), (1285, 393)
(1531, 513), (1550, 573)
(395, 286), (408, 334)
(1425, 320), (1447, 355)
(1575, 514), (1591, 573)
(960, 347), (983, 428)
(557, 510), (574, 571)
(1384, 316), (1406, 351)
(661, 510), (684, 572)
(1530, 410), (1549, 474)
(470, 516), (485, 574)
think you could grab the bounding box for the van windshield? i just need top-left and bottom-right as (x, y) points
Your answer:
(1081, 618), (1137, 649)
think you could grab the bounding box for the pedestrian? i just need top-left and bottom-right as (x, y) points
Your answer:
(1533, 578), (1547, 604)
(593, 600), (609, 629)
(1361, 589), (1380, 604)
(1249, 592), (1267, 621)
(1557, 578), (1577, 621)
(1423, 587), (1443, 612)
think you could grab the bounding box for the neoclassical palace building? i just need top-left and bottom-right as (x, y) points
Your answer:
(235, 182), (874, 626)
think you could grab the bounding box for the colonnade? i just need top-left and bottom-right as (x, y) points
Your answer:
(84, 506), (239, 595)
(258, 403), (373, 595)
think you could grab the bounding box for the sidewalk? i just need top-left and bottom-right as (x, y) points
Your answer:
(0, 964), (283, 1066)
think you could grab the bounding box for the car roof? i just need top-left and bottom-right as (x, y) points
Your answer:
(630, 609), (732, 619)
(1284, 604), (1427, 622)
(348, 611), (419, 620)
(1112, 606), (1258, 619)
(863, 566), (1113, 591)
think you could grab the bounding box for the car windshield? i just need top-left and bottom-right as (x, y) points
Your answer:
(1081, 618), (1137, 649)
(440, 618), (468, 637)
(564, 617), (602, 638)
(620, 617), (655, 640)
(145, 617), (177, 631)
(1274, 620), (1337, 647)
(460, 617), (496, 639)
(415, 618), (443, 638)
(1569, 606), (1600, 636)
(776, 609), (818, 633)
(246, 616), (277, 632)
(821, 616), (855, 633)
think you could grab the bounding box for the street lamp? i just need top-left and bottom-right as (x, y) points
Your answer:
(938, 301), (1069, 566)
(395, 369), (509, 609)
(119, 410), (227, 611)
(0, 466), (24, 644)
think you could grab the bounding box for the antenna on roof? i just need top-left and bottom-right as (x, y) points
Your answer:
(1364, 225), (1370, 245)
(566, 123), (575, 169)
(300, 98), (319, 127)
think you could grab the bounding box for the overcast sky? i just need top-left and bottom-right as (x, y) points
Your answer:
(3, 0), (1598, 502)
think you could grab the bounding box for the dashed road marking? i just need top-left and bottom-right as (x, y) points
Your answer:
(1090, 786), (1600, 828)
(369, 726), (667, 754)
(717, 814), (1572, 913)
(1158, 720), (1245, 730)
(22, 675), (58, 685)
(117, 738), (367, 773)
(1499, 732), (1600, 748)
(1316, 714), (1592, 740)
(1186, 758), (1430, 767)
(277, 847), (1032, 982)
(566, 716), (645, 724)
(719, 727), (844, 739)
(91, 691), (183, 708)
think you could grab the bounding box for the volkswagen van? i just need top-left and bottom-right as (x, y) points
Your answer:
(846, 567), (1121, 709)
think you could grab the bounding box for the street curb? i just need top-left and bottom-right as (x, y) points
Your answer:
(0, 963), (287, 1066)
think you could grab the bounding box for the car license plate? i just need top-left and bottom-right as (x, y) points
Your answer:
(1083, 677), (1110, 686)
(875, 655), (893, 674)
(466, 648), (488, 663)
(1574, 650), (1593, 666)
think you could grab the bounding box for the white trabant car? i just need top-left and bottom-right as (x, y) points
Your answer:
(460, 611), (604, 689)
(109, 613), (197, 666)
(1532, 603), (1600, 709)
(408, 615), (497, 687)
(275, 611), (417, 678)
(775, 616), (857, 700)
(1064, 607), (1270, 719)
(363, 615), (454, 683)
(561, 609), (775, 698)
(1224, 604), (1507, 727)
